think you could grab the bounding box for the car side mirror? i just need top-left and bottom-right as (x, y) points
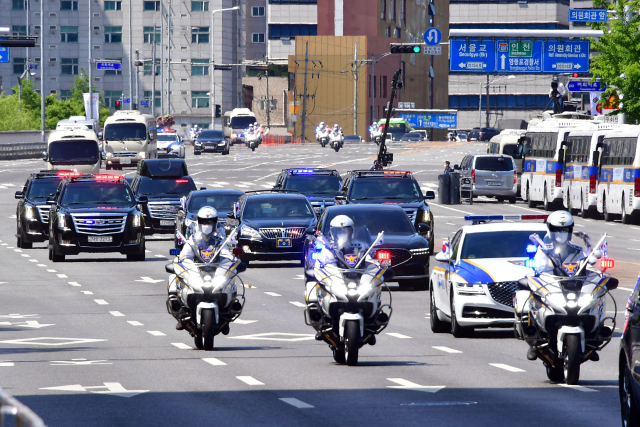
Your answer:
(165, 263), (175, 274)
(453, 164), (460, 170)
(101, 151), (107, 159)
(137, 195), (148, 204)
(557, 148), (565, 165)
(42, 152), (47, 161)
(592, 151), (600, 168)
(46, 196), (56, 205)
(434, 252), (451, 262)
(227, 212), (235, 219)
(424, 191), (435, 200)
(417, 223), (431, 234)
(606, 277), (619, 290)
(14, 191), (23, 199)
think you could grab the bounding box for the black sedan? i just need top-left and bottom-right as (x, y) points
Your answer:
(229, 192), (317, 265)
(175, 189), (245, 245)
(400, 133), (422, 143)
(194, 130), (230, 155)
(304, 204), (430, 290)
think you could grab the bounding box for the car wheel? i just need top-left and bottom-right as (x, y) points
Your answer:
(526, 184), (537, 208)
(603, 193), (614, 222)
(509, 197), (516, 204)
(622, 195), (632, 224)
(450, 294), (472, 337)
(51, 242), (65, 262)
(543, 185), (553, 211)
(430, 285), (448, 333)
(621, 359), (640, 427)
(497, 196), (505, 203)
(580, 192), (590, 219)
(194, 151), (201, 156)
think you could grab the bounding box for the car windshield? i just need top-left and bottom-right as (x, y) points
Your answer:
(283, 175), (341, 194)
(61, 182), (134, 205)
(322, 208), (415, 236)
(188, 194), (241, 213)
(502, 144), (519, 157)
(460, 230), (546, 259)
(138, 177), (196, 196)
(27, 178), (62, 199)
(157, 134), (179, 142)
(351, 177), (422, 201)
(105, 123), (147, 141)
(48, 140), (99, 165)
(230, 117), (256, 129)
(243, 198), (315, 219)
(475, 157), (515, 171)
(198, 130), (223, 139)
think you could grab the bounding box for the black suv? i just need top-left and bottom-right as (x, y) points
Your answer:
(336, 170), (435, 253)
(228, 191), (317, 265)
(47, 174), (146, 262)
(273, 168), (341, 212)
(15, 171), (72, 248)
(130, 159), (197, 235)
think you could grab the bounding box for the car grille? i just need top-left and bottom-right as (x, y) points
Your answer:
(386, 248), (412, 267)
(259, 227), (306, 239)
(402, 208), (418, 223)
(487, 281), (519, 308)
(37, 206), (50, 223)
(71, 213), (127, 235)
(148, 202), (180, 220)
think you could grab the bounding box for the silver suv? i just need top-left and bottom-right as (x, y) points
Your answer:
(456, 154), (517, 203)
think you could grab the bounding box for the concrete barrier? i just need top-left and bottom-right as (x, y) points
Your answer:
(0, 131), (50, 160)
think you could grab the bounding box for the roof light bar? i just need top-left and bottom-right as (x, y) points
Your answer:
(289, 169), (314, 174)
(464, 214), (549, 222)
(383, 171), (408, 175)
(95, 174), (122, 180)
(58, 171), (83, 177)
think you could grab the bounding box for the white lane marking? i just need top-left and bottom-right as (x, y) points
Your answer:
(387, 332), (412, 339)
(13, 249), (22, 253)
(127, 321), (143, 326)
(148, 331), (166, 336)
(236, 376), (264, 386)
(618, 287), (635, 292)
(574, 224), (584, 228)
(47, 269), (57, 273)
(626, 248), (640, 251)
(154, 255), (166, 258)
(235, 184), (250, 188)
(559, 384), (598, 392)
(0, 244), (6, 246)
(202, 358), (227, 366)
(21, 254), (30, 257)
(386, 378), (445, 393)
(279, 398), (314, 409)
(294, 274), (304, 280)
(0, 361), (14, 367)
(264, 292), (281, 297)
(29, 259), (38, 262)
(57, 274), (68, 278)
(228, 332), (314, 341)
(445, 223), (456, 226)
(37, 264), (46, 267)
(171, 342), (192, 350)
(489, 363), (525, 372)
(428, 203), (473, 215)
(145, 250), (151, 253)
(432, 346), (462, 354)
(289, 301), (306, 307)
(135, 277), (164, 283)
(505, 204), (542, 213)
(233, 319), (258, 324)
(109, 311), (125, 317)
(81, 291), (94, 295)
(260, 184), (273, 188)
(68, 282), (81, 287)
(94, 299), (109, 305)
(632, 227), (640, 231)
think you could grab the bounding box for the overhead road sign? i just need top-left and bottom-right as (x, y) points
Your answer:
(569, 9), (608, 22)
(424, 28), (442, 46)
(398, 111), (458, 129)
(97, 62), (121, 70)
(450, 38), (496, 72)
(496, 39), (543, 73)
(450, 29), (604, 39)
(567, 81), (605, 92)
(543, 39), (590, 72)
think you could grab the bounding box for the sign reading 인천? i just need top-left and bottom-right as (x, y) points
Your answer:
(399, 113), (457, 129)
(496, 39), (543, 73)
(450, 39), (495, 72)
(509, 41), (533, 57)
(569, 9), (607, 22)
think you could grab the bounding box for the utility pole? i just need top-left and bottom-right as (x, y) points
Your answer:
(160, 1), (165, 115)
(152, 29), (157, 112)
(26, 0), (29, 77)
(371, 54), (375, 122)
(166, 0), (172, 115)
(135, 50), (140, 109)
(265, 59), (270, 127)
(88, 0), (93, 120)
(353, 42), (358, 135)
(128, 0), (133, 110)
(485, 74), (490, 128)
(300, 42), (310, 142)
(39, 0), (45, 144)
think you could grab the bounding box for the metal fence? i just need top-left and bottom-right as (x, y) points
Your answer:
(0, 387), (46, 427)
(0, 142), (46, 161)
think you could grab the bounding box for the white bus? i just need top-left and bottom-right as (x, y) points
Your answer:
(44, 128), (102, 174)
(561, 122), (620, 218)
(519, 118), (587, 210)
(102, 110), (157, 170)
(223, 108), (256, 145)
(596, 125), (640, 223)
(488, 130), (526, 194)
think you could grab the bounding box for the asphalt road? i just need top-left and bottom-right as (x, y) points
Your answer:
(0, 140), (632, 427)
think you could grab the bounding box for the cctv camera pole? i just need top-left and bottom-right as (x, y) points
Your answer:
(377, 68), (402, 167)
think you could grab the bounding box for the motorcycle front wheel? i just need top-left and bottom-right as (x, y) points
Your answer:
(344, 321), (360, 366)
(564, 335), (581, 385)
(333, 348), (346, 364)
(202, 309), (216, 351)
(546, 365), (565, 383)
(334, 145), (340, 152)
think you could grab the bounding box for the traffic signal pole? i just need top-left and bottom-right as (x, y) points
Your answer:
(377, 68), (402, 167)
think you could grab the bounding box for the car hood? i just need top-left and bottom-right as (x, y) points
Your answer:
(61, 205), (137, 214)
(197, 138), (224, 142)
(243, 217), (316, 230)
(450, 258), (532, 285)
(348, 199), (425, 208)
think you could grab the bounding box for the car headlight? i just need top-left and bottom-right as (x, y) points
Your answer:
(105, 152), (114, 158)
(138, 152), (147, 159)
(410, 247), (430, 256)
(25, 206), (37, 221)
(132, 213), (142, 227)
(422, 208), (430, 223)
(455, 282), (485, 295)
(546, 293), (567, 308)
(57, 214), (67, 229)
(240, 226), (261, 240)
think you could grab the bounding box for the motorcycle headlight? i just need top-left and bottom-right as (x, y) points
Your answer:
(138, 152), (147, 159)
(547, 293), (567, 308)
(132, 213), (142, 227)
(577, 293), (593, 307)
(57, 214), (67, 229)
(240, 226), (261, 240)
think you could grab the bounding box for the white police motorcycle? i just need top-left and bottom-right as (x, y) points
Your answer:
(304, 227), (393, 366)
(329, 128), (344, 152)
(514, 232), (618, 384)
(166, 228), (247, 350)
(316, 126), (330, 148)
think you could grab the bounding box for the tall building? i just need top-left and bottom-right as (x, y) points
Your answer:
(1, 0), (243, 131)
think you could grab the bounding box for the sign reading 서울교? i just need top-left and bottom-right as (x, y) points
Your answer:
(450, 39), (496, 73)
(399, 113), (457, 129)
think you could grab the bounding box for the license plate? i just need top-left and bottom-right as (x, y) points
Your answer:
(88, 236), (112, 243)
(487, 181), (502, 186)
(160, 220), (175, 226)
(120, 158), (131, 165)
(277, 238), (292, 248)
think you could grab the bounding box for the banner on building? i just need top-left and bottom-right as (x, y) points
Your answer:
(83, 93), (100, 121)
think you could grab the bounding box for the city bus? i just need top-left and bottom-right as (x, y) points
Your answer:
(102, 110), (157, 170)
(597, 125), (640, 223)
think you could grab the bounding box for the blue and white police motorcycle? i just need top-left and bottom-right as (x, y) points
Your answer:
(514, 232), (618, 384)
(316, 124), (330, 148)
(304, 225), (393, 366)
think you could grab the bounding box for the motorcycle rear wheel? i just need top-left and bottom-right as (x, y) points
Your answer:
(202, 310), (216, 351)
(564, 334), (581, 385)
(344, 321), (360, 366)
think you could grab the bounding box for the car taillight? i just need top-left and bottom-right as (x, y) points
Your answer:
(590, 174), (597, 194)
(471, 169), (475, 184)
(175, 179), (189, 183)
(513, 170), (517, 185)
(555, 169), (562, 187)
(635, 177), (640, 197)
(376, 251), (391, 261)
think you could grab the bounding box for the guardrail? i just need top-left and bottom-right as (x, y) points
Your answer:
(0, 142), (46, 160)
(0, 387), (47, 427)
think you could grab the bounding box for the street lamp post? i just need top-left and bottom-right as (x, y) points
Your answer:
(210, 6), (239, 129)
(478, 75), (515, 128)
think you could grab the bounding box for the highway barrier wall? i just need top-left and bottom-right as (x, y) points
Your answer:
(0, 131), (50, 160)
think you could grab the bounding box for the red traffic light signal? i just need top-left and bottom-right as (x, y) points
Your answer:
(115, 100), (121, 111)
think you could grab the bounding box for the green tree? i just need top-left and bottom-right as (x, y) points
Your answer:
(590, 0), (640, 122)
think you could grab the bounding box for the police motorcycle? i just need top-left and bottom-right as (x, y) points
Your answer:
(244, 125), (260, 152)
(514, 211), (618, 384)
(166, 207), (247, 351)
(304, 216), (394, 366)
(329, 125), (344, 152)
(316, 123), (330, 148)
(369, 123), (382, 146)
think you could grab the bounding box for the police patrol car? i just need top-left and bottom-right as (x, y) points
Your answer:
(429, 214), (548, 337)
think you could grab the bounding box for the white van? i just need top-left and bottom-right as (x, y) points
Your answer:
(56, 118), (101, 134)
(44, 128), (102, 174)
(102, 110), (158, 170)
(488, 129), (526, 194)
(223, 108), (257, 145)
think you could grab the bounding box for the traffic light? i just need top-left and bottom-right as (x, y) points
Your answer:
(215, 104), (221, 118)
(0, 37), (37, 48)
(390, 43), (422, 54)
(572, 72), (593, 78)
(115, 100), (121, 111)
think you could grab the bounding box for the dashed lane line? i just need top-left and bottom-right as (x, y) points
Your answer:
(559, 384), (598, 392)
(279, 398), (314, 409)
(94, 299), (109, 305)
(489, 363), (525, 373)
(432, 346), (462, 354)
(289, 301), (306, 307)
(148, 331), (166, 336)
(264, 292), (281, 297)
(28, 259), (38, 262)
(46, 269), (56, 273)
(0, 361), (14, 367)
(172, 343), (192, 350)
(68, 282), (81, 287)
(236, 376), (264, 386)
(202, 358), (227, 366)
(57, 274), (68, 279)
(37, 264), (46, 267)
(428, 203), (473, 215)
(387, 332), (412, 339)
(109, 311), (125, 317)
(21, 254), (29, 258)
(127, 321), (143, 326)
(154, 255), (166, 258)
(81, 291), (94, 295)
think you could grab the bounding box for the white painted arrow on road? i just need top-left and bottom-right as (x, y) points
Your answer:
(0, 320), (54, 329)
(135, 277), (164, 283)
(41, 382), (148, 398)
(387, 378), (446, 393)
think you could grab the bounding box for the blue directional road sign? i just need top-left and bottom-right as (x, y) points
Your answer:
(140, 100), (150, 107)
(567, 81), (605, 92)
(29, 63), (37, 70)
(496, 39), (543, 73)
(124, 98), (131, 104)
(399, 112), (457, 129)
(96, 62), (121, 71)
(0, 47), (9, 63)
(569, 9), (607, 22)
(424, 28), (442, 46)
(543, 39), (590, 73)
(450, 39), (496, 72)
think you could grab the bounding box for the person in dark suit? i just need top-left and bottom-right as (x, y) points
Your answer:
(444, 161), (454, 175)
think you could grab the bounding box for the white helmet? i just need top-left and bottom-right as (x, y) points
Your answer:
(330, 215), (354, 251)
(547, 210), (574, 250)
(333, 124), (339, 129)
(194, 124), (199, 129)
(197, 206), (218, 236)
(320, 122), (325, 127)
